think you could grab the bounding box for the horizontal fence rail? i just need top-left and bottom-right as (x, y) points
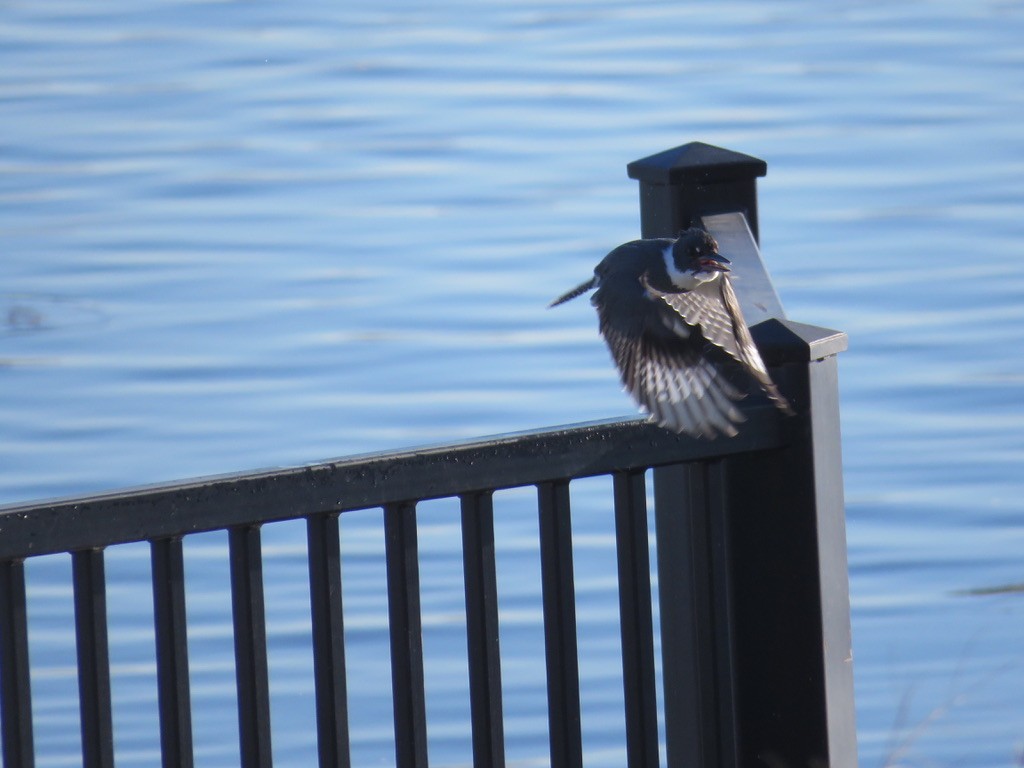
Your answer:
(0, 410), (786, 562)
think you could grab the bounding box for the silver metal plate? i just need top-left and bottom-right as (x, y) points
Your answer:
(702, 212), (786, 325)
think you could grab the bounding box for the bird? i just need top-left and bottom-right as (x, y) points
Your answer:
(549, 227), (793, 438)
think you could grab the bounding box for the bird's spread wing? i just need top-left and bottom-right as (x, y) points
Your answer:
(594, 283), (746, 438)
(642, 275), (793, 415)
(641, 275), (746, 362)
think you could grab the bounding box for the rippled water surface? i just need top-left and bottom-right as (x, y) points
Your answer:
(3, 1), (1024, 766)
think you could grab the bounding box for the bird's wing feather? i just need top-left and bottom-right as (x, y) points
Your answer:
(597, 306), (745, 438)
(643, 275), (793, 414)
(641, 275), (745, 361)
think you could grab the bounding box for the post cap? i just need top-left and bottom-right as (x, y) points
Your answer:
(627, 142), (767, 185)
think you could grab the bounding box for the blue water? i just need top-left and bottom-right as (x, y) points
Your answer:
(3, 1), (1024, 765)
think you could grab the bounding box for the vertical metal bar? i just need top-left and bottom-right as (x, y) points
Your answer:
(653, 462), (739, 768)
(535, 480), (582, 768)
(459, 491), (505, 768)
(306, 513), (351, 768)
(0, 559), (35, 768)
(612, 471), (659, 768)
(383, 502), (428, 768)
(151, 537), (195, 768)
(71, 549), (115, 768)
(228, 525), (273, 768)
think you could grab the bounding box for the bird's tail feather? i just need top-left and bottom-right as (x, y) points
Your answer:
(548, 278), (596, 308)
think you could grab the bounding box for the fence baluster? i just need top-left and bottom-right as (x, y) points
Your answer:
(229, 525), (273, 768)
(384, 502), (428, 768)
(613, 470), (659, 768)
(71, 549), (115, 768)
(460, 491), (505, 768)
(0, 559), (35, 768)
(536, 480), (582, 768)
(306, 513), (351, 768)
(151, 537), (194, 768)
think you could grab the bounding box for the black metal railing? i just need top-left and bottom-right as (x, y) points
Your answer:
(0, 142), (856, 768)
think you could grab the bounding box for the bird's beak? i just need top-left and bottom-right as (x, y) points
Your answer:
(700, 253), (731, 272)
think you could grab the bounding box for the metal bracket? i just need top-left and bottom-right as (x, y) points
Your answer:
(701, 212), (786, 326)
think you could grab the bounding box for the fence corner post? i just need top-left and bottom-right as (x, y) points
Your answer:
(626, 142), (767, 242)
(631, 142), (857, 767)
(728, 317), (856, 767)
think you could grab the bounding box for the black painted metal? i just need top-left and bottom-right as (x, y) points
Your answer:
(306, 513), (351, 768)
(0, 560), (34, 768)
(71, 549), (115, 768)
(459, 492), (505, 768)
(627, 142), (767, 242)
(384, 502), (429, 768)
(654, 464), (710, 767)
(612, 471), (659, 768)
(0, 410), (784, 561)
(653, 462), (738, 767)
(0, 142), (853, 768)
(720, 332), (856, 767)
(704, 461), (741, 767)
(151, 537), (195, 768)
(229, 525), (273, 768)
(536, 480), (583, 768)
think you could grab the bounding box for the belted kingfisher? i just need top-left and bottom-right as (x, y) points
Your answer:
(550, 228), (793, 438)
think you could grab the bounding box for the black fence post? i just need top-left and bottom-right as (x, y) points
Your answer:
(630, 142), (856, 767)
(725, 319), (854, 767)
